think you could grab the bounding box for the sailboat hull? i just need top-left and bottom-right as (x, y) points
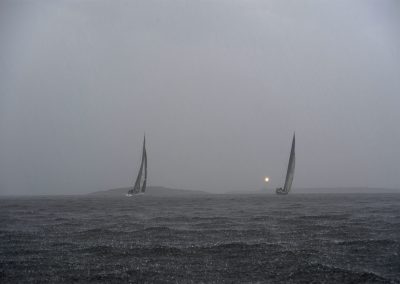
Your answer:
(275, 188), (289, 195)
(125, 192), (144, 197)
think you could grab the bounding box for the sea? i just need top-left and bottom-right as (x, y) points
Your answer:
(1, 193), (399, 283)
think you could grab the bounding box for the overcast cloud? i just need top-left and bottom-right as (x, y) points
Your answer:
(0, 0), (399, 195)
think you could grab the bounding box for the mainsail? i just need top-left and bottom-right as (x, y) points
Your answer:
(127, 136), (147, 195)
(276, 133), (295, 195)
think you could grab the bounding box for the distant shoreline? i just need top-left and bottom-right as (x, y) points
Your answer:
(232, 187), (400, 194)
(0, 187), (398, 197)
(91, 186), (400, 195)
(88, 186), (212, 196)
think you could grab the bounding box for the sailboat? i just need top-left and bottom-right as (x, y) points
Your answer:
(126, 135), (147, 196)
(276, 133), (295, 195)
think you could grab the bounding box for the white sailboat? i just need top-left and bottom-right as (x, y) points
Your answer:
(276, 133), (295, 195)
(126, 135), (147, 196)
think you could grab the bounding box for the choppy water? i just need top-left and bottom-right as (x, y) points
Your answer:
(1, 193), (399, 283)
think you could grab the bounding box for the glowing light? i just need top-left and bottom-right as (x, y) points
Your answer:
(264, 177), (269, 182)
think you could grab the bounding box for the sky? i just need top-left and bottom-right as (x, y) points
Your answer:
(0, 0), (399, 195)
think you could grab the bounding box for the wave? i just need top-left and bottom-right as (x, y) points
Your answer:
(143, 226), (173, 232)
(76, 244), (184, 257)
(335, 239), (397, 246)
(297, 214), (351, 220)
(297, 263), (392, 283)
(148, 216), (230, 222)
(190, 241), (285, 252)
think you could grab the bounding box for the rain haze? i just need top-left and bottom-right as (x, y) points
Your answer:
(0, 0), (399, 195)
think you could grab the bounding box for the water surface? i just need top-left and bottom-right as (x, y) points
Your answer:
(1, 193), (399, 283)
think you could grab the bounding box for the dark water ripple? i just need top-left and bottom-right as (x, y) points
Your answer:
(0, 193), (399, 283)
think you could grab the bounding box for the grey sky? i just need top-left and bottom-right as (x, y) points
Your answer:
(1, 0), (399, 195)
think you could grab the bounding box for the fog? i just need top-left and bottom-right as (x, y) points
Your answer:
(1, 0), (399, 195)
